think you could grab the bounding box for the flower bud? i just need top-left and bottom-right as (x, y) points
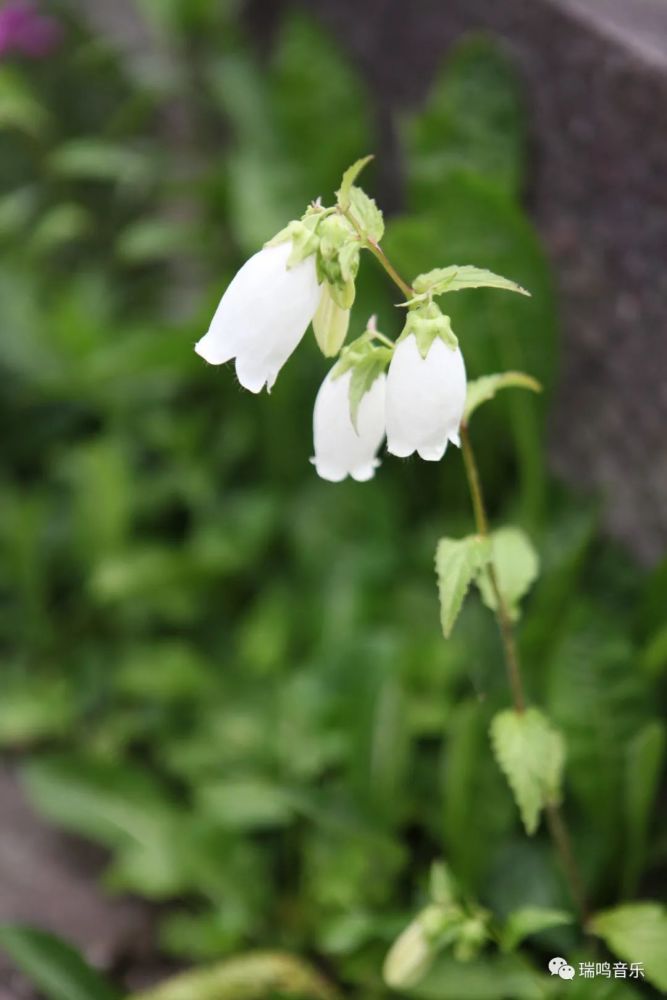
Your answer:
(312, 283), (350, 357)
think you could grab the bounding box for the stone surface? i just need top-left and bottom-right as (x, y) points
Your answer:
(0, 766), (154, 997)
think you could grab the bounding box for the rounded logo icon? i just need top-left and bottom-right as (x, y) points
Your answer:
(548, 957), (568, 976)
(559, 965), (576, 981)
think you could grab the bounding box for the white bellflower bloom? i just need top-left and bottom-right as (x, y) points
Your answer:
(386, 335), (466, 461)
(312, 369), (386, 482)
(195, 241), (320, 393)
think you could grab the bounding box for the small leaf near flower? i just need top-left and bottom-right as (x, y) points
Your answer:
(337, 154), (374, 211)
(465, 371), (542, 422)
(347, 186), (384, 243)
(412, 265), (530, 298)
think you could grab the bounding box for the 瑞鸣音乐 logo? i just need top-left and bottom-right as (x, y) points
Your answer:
(549, 957), (575, 980)
(548, 957), (645, 982)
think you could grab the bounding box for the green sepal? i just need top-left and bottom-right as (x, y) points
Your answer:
(399, 301), (458, 358)
(332, 328), (392, 430)
(337, 154), (374, 211)
(412, 264), (530, 299)
(315, 213), (359, 305)
(264, 218), (319, 267)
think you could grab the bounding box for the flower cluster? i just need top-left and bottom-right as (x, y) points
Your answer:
(195, 157), (527, 482)
(0, 1), (62, 59)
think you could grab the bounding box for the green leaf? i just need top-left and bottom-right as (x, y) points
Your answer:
(127, 952), (336, 1000)
(196, 778), (295, 830)
(48, 140), (154, 188)
(490, 707), (565, 834)
(621, 721), (666, 895)
(435, 535), (490, 638)
(590, 902), (667, 992)
(0, 926), (120, 1000)
(30, 204), (91, 252)
(347, 185), (384, 242)
(476, 526), (539, 621)
(465, 372), (542, 422)
(405, 36), (526, 203)
(412, 265), (529, 298)
(500, 906), (573, 951)
(337, 155), (374, 211)
(408, 953), (547, 1000)
(0, 67), (49, 136)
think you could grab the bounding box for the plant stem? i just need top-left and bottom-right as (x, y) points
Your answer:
(357, 239), (588, 923)
(546, 802), (589, 923)
(461, 422), (588, 921)
(366, 239), (414, 299)
(460, 424), (526, 713)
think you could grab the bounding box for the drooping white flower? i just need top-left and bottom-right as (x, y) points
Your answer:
(312, 368), (386, 482)
(386, 334), (466, 461)
(194, 240), (320, 393)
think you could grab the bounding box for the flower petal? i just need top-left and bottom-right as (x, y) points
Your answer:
(386, 335), (466, 461)
(312, 369), (386, 482)
(195, 241), (321, 392)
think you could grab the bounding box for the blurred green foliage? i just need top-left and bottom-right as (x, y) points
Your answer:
(0, 4), (665, 999)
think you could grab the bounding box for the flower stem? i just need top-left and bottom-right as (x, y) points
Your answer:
(365, 240), (414, 300)
(460, 424), (526, 713)
(339, 208), (414, 300)
(461, 422), (588, 922)
(364, 240), (588, 920)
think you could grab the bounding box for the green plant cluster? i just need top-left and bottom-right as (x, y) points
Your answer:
(0, 5), (665, 999)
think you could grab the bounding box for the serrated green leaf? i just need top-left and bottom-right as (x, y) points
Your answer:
(590, 903), (667, 992)
(500, 906), (573, 952)
(337, 155), (374, 211)
(413, 265), (529, 298)
(490, 708), (565, 834)
(465, 372), (542, 422)
(476, 526), (539, 621)
(347, 185), (384, 242)
(0, 926), (120, 1000)
(435, 535), (490, 638)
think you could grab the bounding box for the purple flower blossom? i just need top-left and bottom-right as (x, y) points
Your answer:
(0, 1), (62, 59)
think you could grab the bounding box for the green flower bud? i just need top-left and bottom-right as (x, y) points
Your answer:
(312, 283), (350, 357)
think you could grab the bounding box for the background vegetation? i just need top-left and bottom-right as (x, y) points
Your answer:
(0, 2), (665, 998)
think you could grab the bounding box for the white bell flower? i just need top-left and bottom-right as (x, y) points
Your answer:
(194, 240), (321, 393)
(312, 368), (386, 482)
(386, 334), (466, 461)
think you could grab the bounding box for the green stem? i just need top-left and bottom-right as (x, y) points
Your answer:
(367, 241), (589, 924)
(460, 424), (526, 713)
(339, 207), (414, 300)
(365, 239), (414, 299)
